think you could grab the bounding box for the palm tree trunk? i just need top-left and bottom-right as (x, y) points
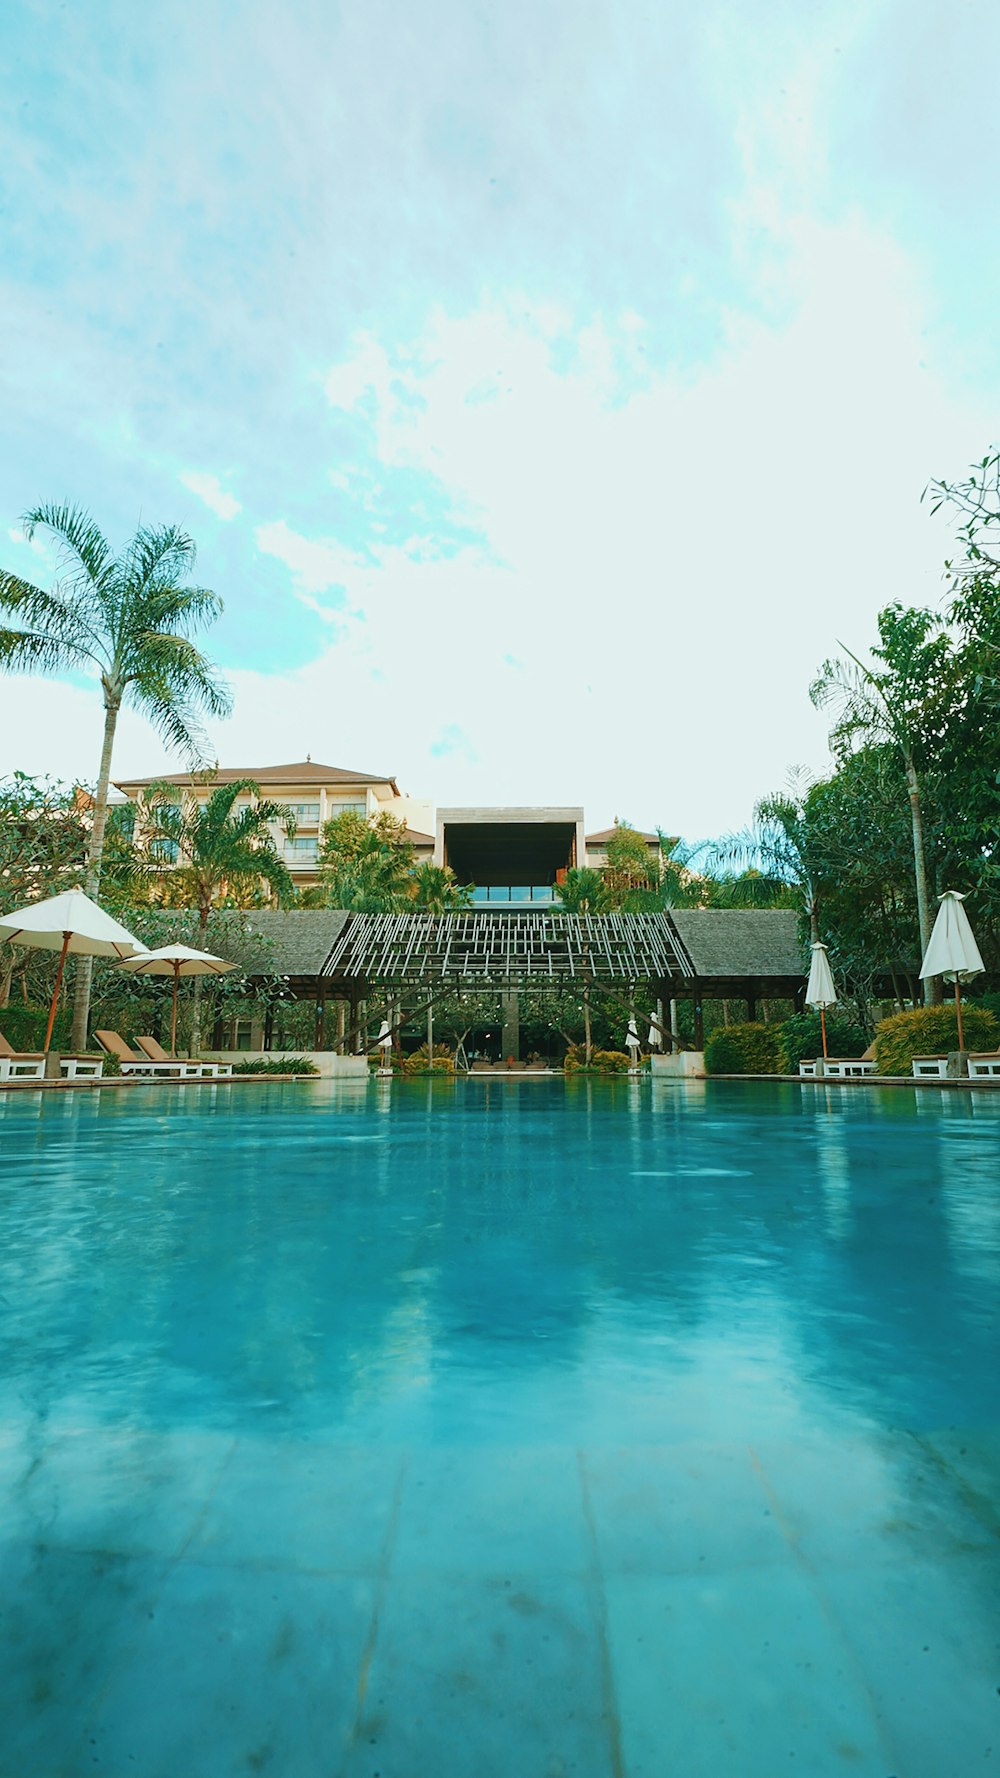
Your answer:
(905, 758), (939, 1005)
(70, 699), (120, 1049)
(190, 904), (210, 1053)
(583, 981), (592, 1066)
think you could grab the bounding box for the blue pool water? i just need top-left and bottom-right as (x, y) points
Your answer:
(0, 1076), (998, 1776)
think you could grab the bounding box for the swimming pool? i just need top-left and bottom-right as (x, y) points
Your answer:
(1, 1077), (997, 1775)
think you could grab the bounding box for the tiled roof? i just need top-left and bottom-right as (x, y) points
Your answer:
(586, 827), (660, 844)
(114, 761), (398, 791)
(669, 909), (805, 979)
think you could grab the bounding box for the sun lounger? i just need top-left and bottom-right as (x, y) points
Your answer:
(912, 1055), (953, 1078)
(135, 1036), (232, 1078)
(799, 1044), (876, 1078)
(0, 1032), (102, 1081)
(966, 1051), (1000, 1079)
(0, 1032), (46, 1080)
(94, 1030), (190, 1076)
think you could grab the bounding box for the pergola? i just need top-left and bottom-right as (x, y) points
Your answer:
(236, 907), (806, 1052)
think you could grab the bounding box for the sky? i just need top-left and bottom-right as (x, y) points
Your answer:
(2, 0), (999, 842)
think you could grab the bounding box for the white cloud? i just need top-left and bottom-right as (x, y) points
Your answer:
(179, 470), (242, 521)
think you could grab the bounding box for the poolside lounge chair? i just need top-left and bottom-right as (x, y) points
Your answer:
(0, 1032), (45, 1081)
(0, 1031), (103, 1081)
(967, 1050), (1000, 1079)
(912, 1053), (961, 1078)
(94, 1031), (191, 1077)
(135, 1036), (232, 1078)
(799, 1044), (876, 1079)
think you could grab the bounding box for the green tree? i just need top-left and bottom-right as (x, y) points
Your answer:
(0, 505), (231, 1044)
(409, 862), (471, 912)
(304, 809), (416, 911)
(810, 605), (951, 999)
(141, 778), (294, 1049)
(713, 774), (823, 939)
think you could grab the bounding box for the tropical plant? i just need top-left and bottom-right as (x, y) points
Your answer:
(304, 809), (415, 911)
(777, 1011), (868, 1074)
(873, 1004), (999, 1076)
(704, 1022), (784, 1075)
(140, 778), (294, 1049)
(810, 605), (951, 997)
(713, 771), (822, 940)
(0, 505), (231, 1044)
(230, 1055), (318, 1075)
(409, 862), (471, 911)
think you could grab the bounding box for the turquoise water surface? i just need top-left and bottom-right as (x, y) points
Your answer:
(0, 1077), (998, 1776)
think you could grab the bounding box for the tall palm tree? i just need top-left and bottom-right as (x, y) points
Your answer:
(0, 504), (231, 1045)
(141, 778), (294, 1050)
(810, 606), (949, 1002)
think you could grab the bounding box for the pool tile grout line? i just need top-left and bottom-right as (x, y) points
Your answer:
(577, 1449), (627, 1778)
(336, 1454), (408, 1778)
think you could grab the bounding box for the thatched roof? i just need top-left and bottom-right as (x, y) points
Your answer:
(669, 909), (805, 980)
(239, 910), (351, 977)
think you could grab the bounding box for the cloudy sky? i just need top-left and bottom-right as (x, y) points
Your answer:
(1, 0), (998, 840)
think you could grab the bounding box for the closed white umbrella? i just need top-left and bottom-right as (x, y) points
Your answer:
(375, 1017), (393, 1075)
(647, 1019), (662, 1050)
(120, 944), (236, 1056)
(626, 1016), (641, 1067)
(805, 942), (837, 1059)
(919, 890), (984, 1051)
(0, 888), (144, 1052)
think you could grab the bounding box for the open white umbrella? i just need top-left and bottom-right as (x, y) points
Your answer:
(919, 890), (984, 1051)
(120, 944), (236, 1056)
(806, 941), (837, 1059)
(0, 888), (144, 1052)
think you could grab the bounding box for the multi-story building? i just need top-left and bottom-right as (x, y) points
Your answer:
(113, 760), (662, 897)
(112, 759), (434, 889)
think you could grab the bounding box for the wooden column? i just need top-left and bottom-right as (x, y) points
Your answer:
(746, 985), (758, 1022)
(692, 984), (704, 1051)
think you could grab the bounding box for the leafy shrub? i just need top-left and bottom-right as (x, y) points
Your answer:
(564, 1045), (632, 1074)
(704, 1022), (783, 1076)
(230, 1056), (318, 1075)
(0, 1006), (72, 1051)
(778, 1011), (868, 1073)
(402, 1043), (453, 1075)
(874, 1004), (1000, 1075)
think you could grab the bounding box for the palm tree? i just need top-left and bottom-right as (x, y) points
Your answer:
(0, 504), (231, 1044)
(303, 810), (416, 911)
(810, 606), (949, 1001)
(554, 868), (606, 1063)
(713, 773), (822, 941)
(142, 778), (294, 1049)
(409, 862), (472, 912)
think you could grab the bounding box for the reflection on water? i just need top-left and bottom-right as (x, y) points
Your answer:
(0, 1077), (997, 1452)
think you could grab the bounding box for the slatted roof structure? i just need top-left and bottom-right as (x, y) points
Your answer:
(322, 910), (693, 987)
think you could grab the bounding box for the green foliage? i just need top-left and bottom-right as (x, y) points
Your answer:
(778, 1011), (868, 1073)
(873, 1004), (1000, 1075)
(140, 777), (295, 923)
(0, 1005), (72, 1050)
(704, 1022), (784, 1075)
(305, 809), (416, 911)
(564, 1044), (632, 1074)
(401, 1042), (454, 1075)
(554, 867), (607, 914)
(229, 1056), (318, 1075)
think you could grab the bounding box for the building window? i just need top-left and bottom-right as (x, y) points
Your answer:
(288, 802), (321, 823)
(285, 838), (319, 863)
(327, 800), (367, 818)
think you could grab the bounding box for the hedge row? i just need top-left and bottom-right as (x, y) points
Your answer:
(705, 1004), (1000, 1076)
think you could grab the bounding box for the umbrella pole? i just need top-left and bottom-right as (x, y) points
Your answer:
(171, 966), (179, 1058)
(44, 931), (72, 1053)
(820, 1006), (828, 1059)
(955, 978), (965, 1052)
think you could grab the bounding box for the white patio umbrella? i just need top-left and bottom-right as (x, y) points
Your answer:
(120, 944), (236, 1056)
(647, 1019), (662, 1050)
(805, 942), (837, 1059)
(919, 890), (984, 1051)
(0, 888), (144, 1052)
(626, 1016), (641, 1068)
(375, 1017), (393, 1074)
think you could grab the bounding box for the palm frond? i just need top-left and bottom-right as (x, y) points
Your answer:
(20, 504), (117, 599)
(0, 624), (95, 676)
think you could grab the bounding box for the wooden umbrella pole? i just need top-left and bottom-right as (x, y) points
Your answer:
(171, 965), (179, 1057)
(820, 1005), (828, 1059)
(955, 977), (965, 1052)
(44, 931), (72, 1053)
